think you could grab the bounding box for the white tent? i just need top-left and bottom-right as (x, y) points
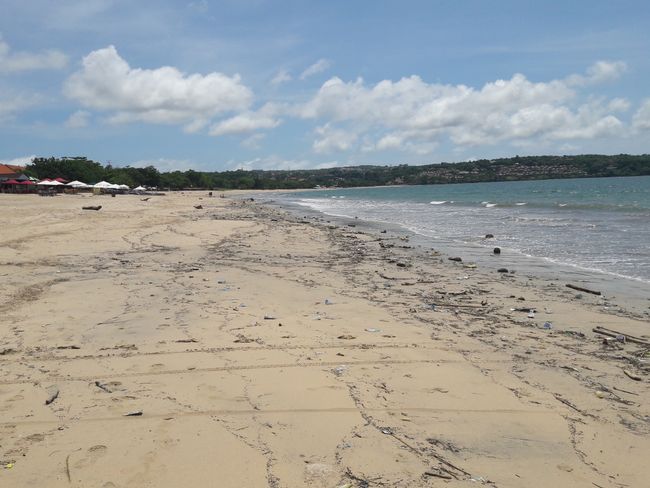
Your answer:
(37, 180), (64, 186)
(68, 180), (89, 188)
(133, 186), (146, 192)
(93, 181), (113, 188)
(118, 184), (130, 190)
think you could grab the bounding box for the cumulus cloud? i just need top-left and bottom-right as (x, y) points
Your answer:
(0, 37), (68, 73)
(299, 58), (331, 80)
(271, 69), (292, 85)
(65, 110), (91, 128)
(312, 124), (357, 153)
(632, 99), (650, 131)
(294, 61), (628, 152)
(64, 45), (253, 127)
(0, 93), (38, 121)
(225, 155), (339, 171)
(209, 103), (281, 136)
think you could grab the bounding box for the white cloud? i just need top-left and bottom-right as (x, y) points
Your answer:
(566, 60), (627, 86)
(0, 37), (68, 73)
(130, 157), (196, 172)
(241, 133), (266, 149)
(65, 110), (91, 128)
(0, 93), (38, 121)
(312, 123), (357, 153)
(64, 45), (253, 127)
(271, 69), (292, 85)
(209, 103), (281, 136)
(632, 99), (650, 131)
(299, 58), (331, 80)
(225, 155), (338, 171)
(0, 155), (35, 166)
(294, 61), (628, 152)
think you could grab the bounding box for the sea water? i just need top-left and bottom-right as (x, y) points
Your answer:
(272, 176), (650, 287)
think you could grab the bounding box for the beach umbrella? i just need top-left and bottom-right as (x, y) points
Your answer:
(67, 180), (89, 187)
(93, 181), (113, 188)
(38, 180), (63, 185)
(118, 184), (130, 190)
(18, 180), (35, 185)
(133, 186), (146, 191)
(54, 177), (68, 183)
(3, 179), (20, 185)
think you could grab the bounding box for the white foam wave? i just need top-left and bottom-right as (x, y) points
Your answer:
(430, 201), (447, 205)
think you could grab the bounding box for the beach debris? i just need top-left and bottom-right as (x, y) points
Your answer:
(527, 312), (535, 318)
(81, 205), (102, 211)
(175, 338), (198, 343)
(332, 365), (348, 376)
(94, 381), (113, 393)
(424, 469), (453, 480)
(593, 326), (650, 346)
(141, 197), (150, 201)
(193, 205), (203, 209)
(623, 369), (642, 381)
(124, 410), (143, 417)
(497, 268), (508, 273)
(56, 345), (80, 350)
(448, 257), (462, 262)
(3, 463), (14, 469)
(365, 328), (381, 333)
(324, 298), (333, 305)
(543, 321), (553, 329)
(512, 307), (536, 313)
(493, 247), (501, 254)
(0, 348), (17, 355)
(263, 315), (277, 320)
(337, 334), (356, 340)
(45, 385), (59, 405)
(566, 283), (601, 296)
(234, 334), (255, 343)
(485, 233), (494, 239)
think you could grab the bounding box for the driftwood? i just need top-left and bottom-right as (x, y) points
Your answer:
(81, 205), (102, 211)
(593, 326), (650, 346)
(45, 385), (59, 405)
(194, 205), (203, 209)
(566, 283), (601, 295)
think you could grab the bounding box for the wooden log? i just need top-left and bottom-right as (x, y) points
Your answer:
(592, 326), (650, 346)
(566, 283), (601, 295)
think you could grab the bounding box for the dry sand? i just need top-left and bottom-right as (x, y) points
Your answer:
(0, 191), (648, 488)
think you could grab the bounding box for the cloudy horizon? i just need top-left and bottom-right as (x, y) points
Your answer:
(1, 0), (649, 171)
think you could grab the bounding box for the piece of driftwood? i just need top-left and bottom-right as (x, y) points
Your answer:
(45, 385), (59, 405)
(424, 470), (453, 480)
(593, 326), (650, 346)
(81, 205), (102, 211)
(124, 410), (143, 416)
(566, 283), (601, 295)
(194, 205), (203, 209)
(623, 369), (642, 381)
(94, 381), (112, 393)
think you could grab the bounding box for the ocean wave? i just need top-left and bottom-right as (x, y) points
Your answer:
(429, 200), (447, 205)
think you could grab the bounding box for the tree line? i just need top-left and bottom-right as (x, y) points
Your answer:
(24, 154), (650, 190)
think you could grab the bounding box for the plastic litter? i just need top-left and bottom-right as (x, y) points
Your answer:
(324, 298), (333, 305)
(527, 312), (535, 318)
(543, 322), (553, 329)
(365, 328), (381, 333)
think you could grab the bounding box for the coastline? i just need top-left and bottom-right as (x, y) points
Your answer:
(1, 191), (648, 487)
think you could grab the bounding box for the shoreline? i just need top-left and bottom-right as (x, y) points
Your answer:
(1, 192), (648, 487)
(259, 191), (650, 318)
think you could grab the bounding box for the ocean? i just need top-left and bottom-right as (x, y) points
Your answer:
(270, 176), (650, 287)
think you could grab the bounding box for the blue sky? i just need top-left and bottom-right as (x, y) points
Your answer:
(1, 0), (649, 171)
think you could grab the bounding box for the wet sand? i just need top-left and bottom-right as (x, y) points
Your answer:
(0, 192), (648, 487)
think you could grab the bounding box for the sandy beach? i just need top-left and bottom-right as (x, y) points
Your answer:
(0, 191), (648, 488)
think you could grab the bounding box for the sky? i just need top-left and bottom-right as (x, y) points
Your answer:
(1, 0), (649, 171)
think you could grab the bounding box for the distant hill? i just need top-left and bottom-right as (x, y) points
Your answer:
(25, 154), (650, 190)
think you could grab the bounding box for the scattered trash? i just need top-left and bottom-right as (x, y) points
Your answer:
(365, 328), (381, 333)
(263, 315), (277, 320)
(527, 312), (535, 319)
(448, 257), (462, 262)
(332, 365), (348, 376)
(616, 334), (626, 343)
(543, 322), (553, 329)
(324, 298), (333, 305)
(124, 410), (143, 417)
(497, 268), (508, 273)
(193, 205), (203, 209)
(512, 307), (536, 313)
(381, 428), (393, 435)
(81, 205), (102, 211)
(4, 463), (13, 469)
(485, 233), (494, 239)
(493, 247), (501, 255)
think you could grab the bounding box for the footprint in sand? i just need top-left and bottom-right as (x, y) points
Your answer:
(73, 445), (108, 469)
